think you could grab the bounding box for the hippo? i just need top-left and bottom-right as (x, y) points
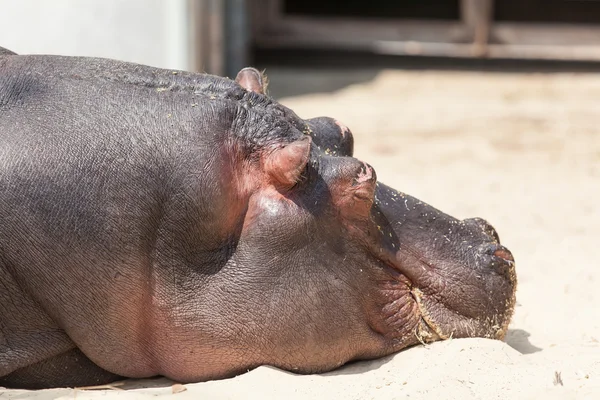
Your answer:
(0, 46), (516, 389)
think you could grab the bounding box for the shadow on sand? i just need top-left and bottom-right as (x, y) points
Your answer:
(505, 328), (543, 354)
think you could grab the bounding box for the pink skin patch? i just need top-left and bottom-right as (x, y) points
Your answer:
(356, 163), (373, 183)
(335, 120), (350, 138)
(352, 163), (376, 203)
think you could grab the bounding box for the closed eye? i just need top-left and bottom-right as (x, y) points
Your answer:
(292, 152), (319, 191)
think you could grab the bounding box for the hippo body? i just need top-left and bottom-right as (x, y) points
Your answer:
(0, 47), (516, 389)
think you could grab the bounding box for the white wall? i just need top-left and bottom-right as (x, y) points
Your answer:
(0, 0), (190, 70)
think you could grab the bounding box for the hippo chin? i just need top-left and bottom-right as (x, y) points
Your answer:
(0, 47), (516, 389)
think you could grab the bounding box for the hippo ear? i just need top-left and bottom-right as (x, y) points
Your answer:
(235, 67), (268, 94)
(263, 137), (311, 189)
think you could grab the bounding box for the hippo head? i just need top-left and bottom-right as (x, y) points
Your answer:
(229, 68), (516, 356)
(0, 54), (516, 388)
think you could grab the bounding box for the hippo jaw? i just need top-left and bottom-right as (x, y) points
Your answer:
(408, 245), (517, 342)
(409, 265), (516, 343)
(366, 184), (517, 346)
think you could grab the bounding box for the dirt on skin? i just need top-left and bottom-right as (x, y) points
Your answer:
(2, 68), (599, 399)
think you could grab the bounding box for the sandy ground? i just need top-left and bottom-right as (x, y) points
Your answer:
(2, 68), (600, 399)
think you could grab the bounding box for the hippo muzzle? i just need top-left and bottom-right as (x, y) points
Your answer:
(370, 183), (517, 343)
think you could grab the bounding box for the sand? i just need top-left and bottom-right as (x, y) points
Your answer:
(2, 68), (599, 399)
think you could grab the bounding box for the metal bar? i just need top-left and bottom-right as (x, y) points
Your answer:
(225, 0), (249, 79)
(253, 14), (600, 61)
(207, 0), (225, 75)
(254, 17), (467, 45)
(187, 0), (226, 75)
(461, 0), (494, 57)
(187, 0), (205, 72)
(376, 41), (600, 61)
(493, 22), (600, 46)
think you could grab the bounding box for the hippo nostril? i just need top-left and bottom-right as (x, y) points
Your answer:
(484, 244), (513, 260)
(482, 244), (515, 278)
(493, 247), (514, 263)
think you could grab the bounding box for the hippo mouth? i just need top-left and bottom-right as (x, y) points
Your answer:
(410, 246), (516, 342)
(380, 243), (516, 344)
(413, 292), (445, 343)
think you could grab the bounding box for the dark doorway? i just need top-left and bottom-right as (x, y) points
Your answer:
(282, 0), (460, 20)
(495, 1), (600, 24)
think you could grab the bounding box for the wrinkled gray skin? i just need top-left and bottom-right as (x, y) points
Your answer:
(0, 47), (516, 389)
